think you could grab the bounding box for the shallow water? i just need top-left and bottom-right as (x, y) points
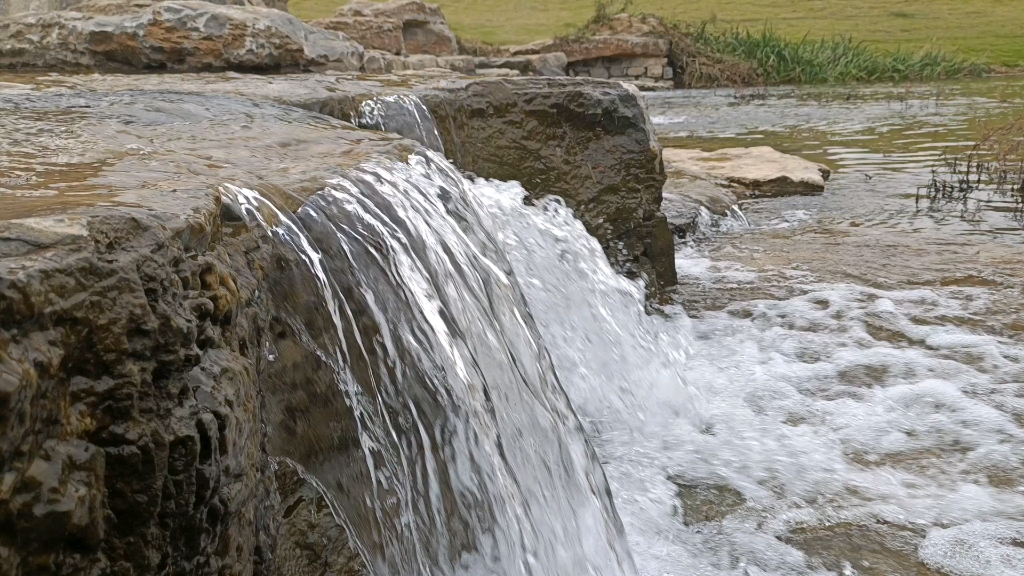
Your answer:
(508, 78), (1024, 575)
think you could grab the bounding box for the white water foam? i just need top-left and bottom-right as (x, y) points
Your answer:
(471, 177), (1024, 575)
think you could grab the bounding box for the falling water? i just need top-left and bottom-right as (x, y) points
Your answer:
(356, 94), (446, 153)
(221, 151), (636, 576)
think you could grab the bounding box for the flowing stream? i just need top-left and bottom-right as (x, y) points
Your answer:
(5, 76), (1024, 576)
(230, 81), (1024, 576)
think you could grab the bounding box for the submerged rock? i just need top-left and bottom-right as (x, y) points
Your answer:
(661, 176), (740, 237)
(663, 146), (832, 197)
(668, 477), (746, 526)
(0, 1), (364, 72)
(781, 522), (945, 576)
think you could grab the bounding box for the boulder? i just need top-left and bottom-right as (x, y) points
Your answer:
(418, 77), (677, 291)
(663, 146), (832, 198)
(334, 0), (457, 56)
(308, 16), (404, 54)
(0, 1), (363, 72)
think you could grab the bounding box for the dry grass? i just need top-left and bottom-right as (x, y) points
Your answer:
(289, 0), (1024, 67)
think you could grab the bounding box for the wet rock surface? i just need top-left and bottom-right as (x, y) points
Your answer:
(0, 1), (364, 72)
(269, 460), (365, 576)
(418, 77), (677, 291)
(0, 87), (407, 575)
(12, 72), (676, 291)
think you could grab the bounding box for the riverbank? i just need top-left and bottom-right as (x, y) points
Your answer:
(292, 0), (1024, 68)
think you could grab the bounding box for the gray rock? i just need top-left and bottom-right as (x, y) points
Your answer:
(436, 54), (476, 73)
(781, 522), (943, 576)
(0, 1), (364, 72)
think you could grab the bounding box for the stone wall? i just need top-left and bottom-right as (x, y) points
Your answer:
(569, 56), (674, 90)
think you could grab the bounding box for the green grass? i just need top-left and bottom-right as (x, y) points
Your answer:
(685, 24), (988, 84)
(289, 0), (1024, 67)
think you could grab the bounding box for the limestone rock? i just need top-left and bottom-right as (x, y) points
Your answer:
(474, 52), (567, 76)
(418, 77), (677, 292)
(334, 0), (456, 56)
(308, 16), (404, 54)
(0, 83), (412, 576)
(0, 1), (363, 72)
(663, 146), (832, 198)
(781, 522), (943, 576)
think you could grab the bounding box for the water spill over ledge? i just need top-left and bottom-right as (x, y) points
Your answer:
(222, 151), (637, 576)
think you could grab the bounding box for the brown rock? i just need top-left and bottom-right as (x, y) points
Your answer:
(402, 20), (457, 55)
(561, 35), (670, 62)
(0, 1), (363, 72)
(335, 0), (456, 56)
(308, 16), (404, 54)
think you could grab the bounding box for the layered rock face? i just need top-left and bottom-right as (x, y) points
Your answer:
(0, 1), (363, 71)
(0, 87), (413, 575)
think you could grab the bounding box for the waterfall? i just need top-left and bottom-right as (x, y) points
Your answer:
(355, 94), (446, 154)
(221, 151), (636, 576)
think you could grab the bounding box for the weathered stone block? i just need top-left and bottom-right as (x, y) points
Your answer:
(309, 16), (405, 54)
(403, 21), (458, 55)
(405, 53), (439, 70)
(627, 66), (646, 76)
(590, 66), (610, 79)
(662, 66), (674, 79)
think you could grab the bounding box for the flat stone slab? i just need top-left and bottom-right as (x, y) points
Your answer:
(663, 146), (831, 198)
(508, 35), (670, 63)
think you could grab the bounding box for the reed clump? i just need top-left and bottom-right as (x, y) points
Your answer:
(920, 116), (1024, 223)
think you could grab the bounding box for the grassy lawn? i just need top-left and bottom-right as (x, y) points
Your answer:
(289, 0), (1024, 67)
